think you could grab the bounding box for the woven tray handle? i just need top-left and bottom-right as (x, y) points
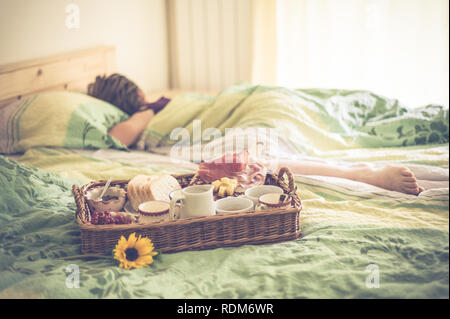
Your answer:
(277, 167), (295, 192)
(72, 184), (89, 223)
(276, 167), (301, 208)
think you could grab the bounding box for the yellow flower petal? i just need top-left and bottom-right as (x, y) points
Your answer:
(135, 239), (153, 255)
(113, 232), (158, 270)
(136, 255), (154, 265)
(126, 233), (138, 247)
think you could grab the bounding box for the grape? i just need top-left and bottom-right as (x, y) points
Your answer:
(91, 211), (134, 225)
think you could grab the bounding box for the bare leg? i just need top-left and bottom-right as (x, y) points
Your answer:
(277, 159), (423, 195)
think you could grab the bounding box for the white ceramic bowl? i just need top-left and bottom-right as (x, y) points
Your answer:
(86, 186), (126, 212)
(244, 185), (283, 207)
(258, 192), (292, 208)
(215, 197), (254, 215)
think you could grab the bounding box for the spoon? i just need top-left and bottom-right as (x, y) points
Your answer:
(98, 177), (112, 201)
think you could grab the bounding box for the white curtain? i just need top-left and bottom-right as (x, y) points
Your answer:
(167, 0), (253, 92)
(167, 0), (449, 107)
(272, 0), (449, 108)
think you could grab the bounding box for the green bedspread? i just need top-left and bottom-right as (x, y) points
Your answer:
(138, 83), (449, 156)
(0, 146), (448, 299)
(0, 83), (448, 298)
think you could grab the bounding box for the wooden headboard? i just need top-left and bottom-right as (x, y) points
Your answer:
(0, 46), (115, 108)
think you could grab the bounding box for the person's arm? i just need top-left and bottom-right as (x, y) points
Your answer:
(109, 109), (155, 147)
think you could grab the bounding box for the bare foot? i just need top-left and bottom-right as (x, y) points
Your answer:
(353, 165), (424, 195)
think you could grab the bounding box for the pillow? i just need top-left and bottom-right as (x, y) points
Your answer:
(0, 91), (129, 154)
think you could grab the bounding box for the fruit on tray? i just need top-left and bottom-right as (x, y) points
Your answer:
(212, 177), (238, 197)
(91, 211), (137, 225)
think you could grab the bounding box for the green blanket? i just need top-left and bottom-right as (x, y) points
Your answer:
(138, 83), (449, 156)
(0, 148), (448, 298)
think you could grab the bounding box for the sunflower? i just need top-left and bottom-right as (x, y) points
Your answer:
(113, 233), (158, 270)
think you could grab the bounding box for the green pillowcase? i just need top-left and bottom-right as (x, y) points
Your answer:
(0, 91), (129, 154)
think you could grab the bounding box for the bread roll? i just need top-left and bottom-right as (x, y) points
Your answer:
(128, 175), (151, 211)
(128, 174), (181, 211)
(150, 175), (181, 201)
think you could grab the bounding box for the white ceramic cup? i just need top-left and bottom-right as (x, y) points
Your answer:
(215, 197), (254, 215)
(243, 185), (284, 207)
(170, 185), (215, 219)
(256, 192), (292, 211)
(138, 200), (171, 223)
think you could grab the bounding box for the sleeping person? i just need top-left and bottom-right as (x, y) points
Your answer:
(88, 73), (425, 196)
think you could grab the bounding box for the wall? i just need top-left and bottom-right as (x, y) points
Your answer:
(0, 0), (169, 92)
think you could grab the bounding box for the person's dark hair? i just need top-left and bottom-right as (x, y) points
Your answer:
(87, 73), (145, 115)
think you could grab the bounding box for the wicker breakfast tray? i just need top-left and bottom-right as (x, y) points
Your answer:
(72, 167), (302, 254)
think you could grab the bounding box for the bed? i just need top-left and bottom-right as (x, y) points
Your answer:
(0, 47), (448, 299)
